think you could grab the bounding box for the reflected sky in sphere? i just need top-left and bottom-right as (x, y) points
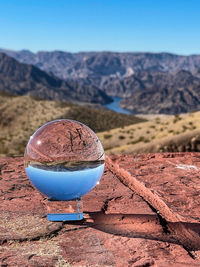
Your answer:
(26, 163), (104, 200)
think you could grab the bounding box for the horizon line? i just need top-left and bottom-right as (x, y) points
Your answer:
(0, 47), (200, 57)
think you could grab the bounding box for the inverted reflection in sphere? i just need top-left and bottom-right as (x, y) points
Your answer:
(24, 119), (105, 201)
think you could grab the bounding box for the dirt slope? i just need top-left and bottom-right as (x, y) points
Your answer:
(0, 94), (144, 156)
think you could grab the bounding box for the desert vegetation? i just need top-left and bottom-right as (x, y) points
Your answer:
(97, 111), (200, 154)
(2, 94), (200, 157)
(0, 94), (145, 156)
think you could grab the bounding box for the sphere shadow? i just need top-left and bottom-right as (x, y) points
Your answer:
(65, 211), (200, 250)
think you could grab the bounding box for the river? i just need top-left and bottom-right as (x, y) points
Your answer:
(104, 96), (131, 115)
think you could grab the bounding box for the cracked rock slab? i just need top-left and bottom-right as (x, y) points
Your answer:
(0, 154), (200, 266)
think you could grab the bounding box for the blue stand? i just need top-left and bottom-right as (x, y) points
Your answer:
(47, 212), (83, 221)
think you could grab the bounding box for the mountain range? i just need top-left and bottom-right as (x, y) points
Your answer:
(0, 53), (111, 104)
(2, 49), (200, 81)
(2, 49), (200, 114)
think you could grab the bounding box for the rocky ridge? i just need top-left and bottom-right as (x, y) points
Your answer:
(2, 49), (200, 114)
(119, 70), (200, 114)
(2, 49), (200, 82)
(0, 53), (112, 104)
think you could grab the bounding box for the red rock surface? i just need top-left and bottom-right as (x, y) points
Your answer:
(0, 153), (200, 266)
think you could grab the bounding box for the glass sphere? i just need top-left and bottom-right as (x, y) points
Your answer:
(24, 119), (105, 200)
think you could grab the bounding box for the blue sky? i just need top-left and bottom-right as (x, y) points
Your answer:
(0, 0), (200, 54)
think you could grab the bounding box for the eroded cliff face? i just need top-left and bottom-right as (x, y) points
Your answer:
(0, 153), (200, 266)
(2, 50), (200, 81)
(0, 53), (112, 105)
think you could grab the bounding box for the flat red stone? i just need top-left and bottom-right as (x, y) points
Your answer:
(0, 153), (199, 266)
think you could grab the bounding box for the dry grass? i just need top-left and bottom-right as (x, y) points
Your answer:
(2, 93), (200, 156)
(0, 95), (70, 156)
(97, 111), (200, 154)
(0, 94), (145, 156)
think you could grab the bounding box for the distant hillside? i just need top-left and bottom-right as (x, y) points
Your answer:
(0, 94), (145, 156)
(2, 93), (200, 156)
(0, 53), (112, 104)
(119, 70), (200, 114)
(98, 111), (200, 155)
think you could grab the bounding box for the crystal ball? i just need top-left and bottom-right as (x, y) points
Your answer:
(24, 119), (105, 200)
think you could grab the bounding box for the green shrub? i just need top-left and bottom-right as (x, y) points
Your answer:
(119, 135), (126, 140)
(128, 136), (145, 144)
(182, 125), (188, 132)
(173, 115), (182, 123)
(138, 136), (145, 142)
(104, 134), (112, 139)
(128, 140), (138, 145)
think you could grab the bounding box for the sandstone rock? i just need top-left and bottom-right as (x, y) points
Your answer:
(0, 153), (199, 266)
